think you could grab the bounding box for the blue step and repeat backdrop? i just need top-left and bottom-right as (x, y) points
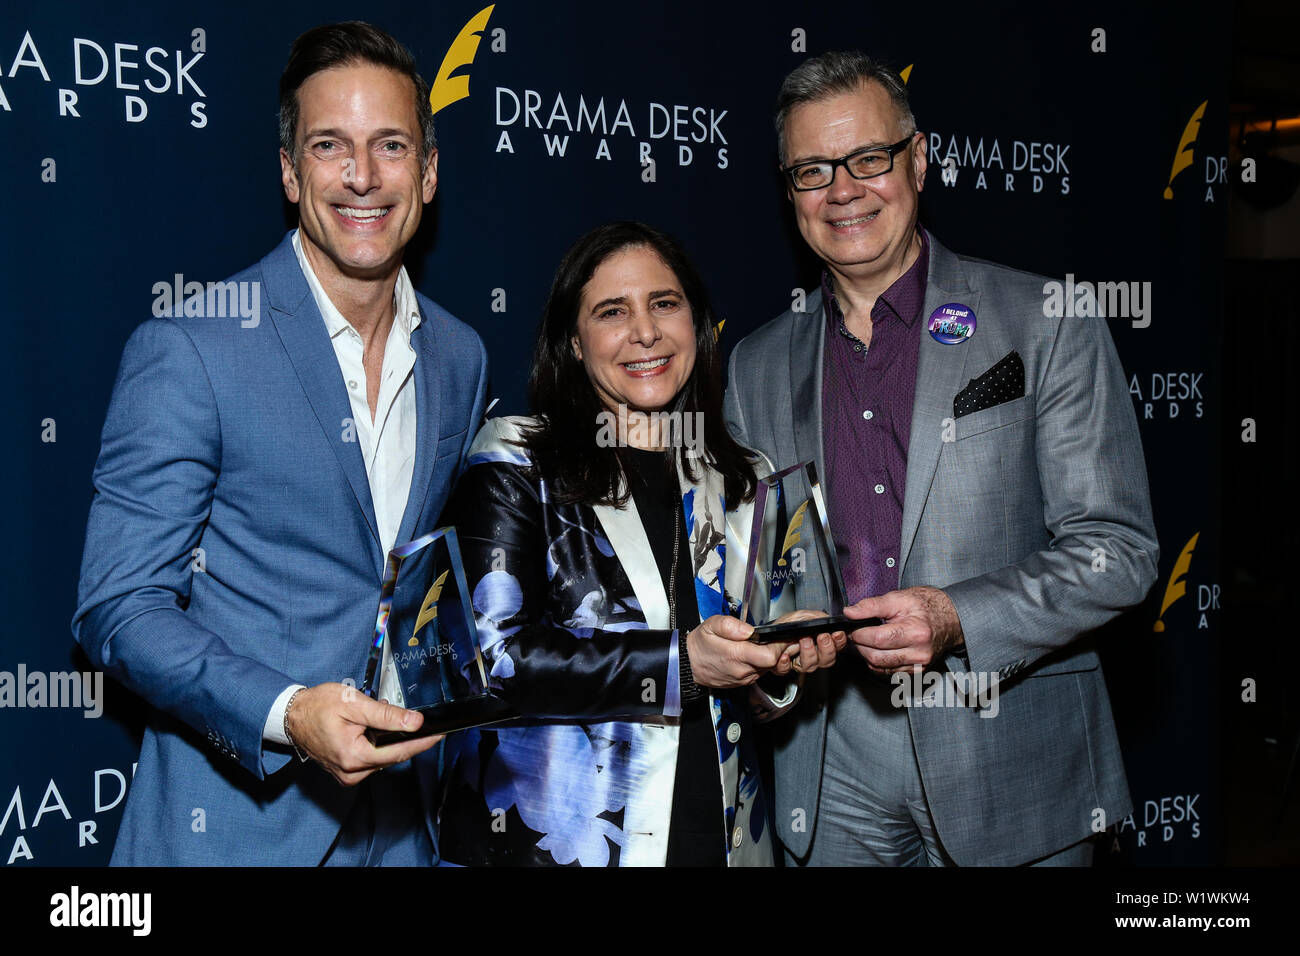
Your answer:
(1, 1), (1226, 865)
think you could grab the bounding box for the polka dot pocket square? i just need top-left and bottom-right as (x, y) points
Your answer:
(953, 350), (1025, 419)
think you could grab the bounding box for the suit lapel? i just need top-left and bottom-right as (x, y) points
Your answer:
(789, 291), (828, 481)
(591, 492), (669, 629)
(263, 234), (383, 566)
(680, 465), (728, 619)
(395, 317), (443, 546)
(591, 463), (730, 631)
(898, 239), (979, 578)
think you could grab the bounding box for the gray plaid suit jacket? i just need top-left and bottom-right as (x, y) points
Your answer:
(724, 232), (1158, 865)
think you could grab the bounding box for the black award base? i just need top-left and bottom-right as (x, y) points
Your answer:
(365, 694), (519, 746)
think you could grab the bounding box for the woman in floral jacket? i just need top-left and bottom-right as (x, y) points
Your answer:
(438, 222), (843, 866)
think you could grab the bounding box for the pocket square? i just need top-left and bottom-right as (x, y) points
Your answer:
(954, 351), (1025, 419)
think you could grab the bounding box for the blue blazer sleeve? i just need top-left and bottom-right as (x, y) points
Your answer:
(72, 318), (295, 779)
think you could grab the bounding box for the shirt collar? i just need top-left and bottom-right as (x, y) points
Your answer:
(820, 225), (930, 331)
(291, 228), (421, 342)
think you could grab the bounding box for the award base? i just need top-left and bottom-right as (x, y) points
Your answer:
(366, 694), (518, 747)
(748, 614), (879, 644)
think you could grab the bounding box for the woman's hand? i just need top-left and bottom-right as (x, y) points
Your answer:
(767, 609), (848, 679)
(685, 615), (785, 688)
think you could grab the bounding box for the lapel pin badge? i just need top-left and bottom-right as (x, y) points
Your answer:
(928, 303), (977, 344)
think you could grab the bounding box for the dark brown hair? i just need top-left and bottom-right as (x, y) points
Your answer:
(279, 21), (436, 166)
(523, 221), (756, 508)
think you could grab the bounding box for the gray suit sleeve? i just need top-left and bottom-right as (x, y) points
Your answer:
(724, 342), (751, 449)
(942, 314), (1160, 676)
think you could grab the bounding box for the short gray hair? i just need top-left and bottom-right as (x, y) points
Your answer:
(774, 51), (916, 163)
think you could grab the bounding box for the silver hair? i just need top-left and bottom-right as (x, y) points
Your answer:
(774, 51), (916, 164)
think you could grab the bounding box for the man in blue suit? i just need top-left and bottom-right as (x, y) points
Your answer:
(73, 22), (488, 865)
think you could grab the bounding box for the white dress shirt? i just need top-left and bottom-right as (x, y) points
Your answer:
(263, 229), (422, 745)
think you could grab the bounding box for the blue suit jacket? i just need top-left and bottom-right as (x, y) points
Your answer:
(73, 232), (488, 865)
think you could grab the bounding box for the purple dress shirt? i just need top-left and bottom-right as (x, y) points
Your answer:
(821, 228), (929, 605)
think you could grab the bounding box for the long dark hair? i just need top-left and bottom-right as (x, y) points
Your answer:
(523, 221), (756, 508)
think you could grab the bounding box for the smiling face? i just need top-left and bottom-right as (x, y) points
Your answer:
(572, 245), (697, 419)
(279, 62), (436, 286)
(783, 80), (926, 290)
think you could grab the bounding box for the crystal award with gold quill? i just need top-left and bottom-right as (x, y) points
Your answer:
(361, 527), (516, 745)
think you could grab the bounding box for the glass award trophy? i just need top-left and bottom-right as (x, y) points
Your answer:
(740, 461), (865, 642)
(362, 527), (516, 745)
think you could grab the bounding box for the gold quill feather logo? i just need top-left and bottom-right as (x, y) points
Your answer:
(778, 501), (809, 566)
(410, 570), (451, 645)
(1153, 532), (1198, 632)
(429, 5), (495, 116)
(1163, 101), (1207, 200)
(900, 64), (913, 84)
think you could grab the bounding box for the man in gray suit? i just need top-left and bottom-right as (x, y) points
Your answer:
(725, 51), (1159, 865)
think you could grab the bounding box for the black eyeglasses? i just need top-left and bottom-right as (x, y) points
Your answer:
(782, 136), (914, 191)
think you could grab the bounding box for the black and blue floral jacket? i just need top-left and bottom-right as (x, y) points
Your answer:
(438, 416), (789, 866)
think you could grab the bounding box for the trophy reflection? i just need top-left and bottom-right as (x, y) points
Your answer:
(739, 461), (850, 639)
(362, 527), (516, 745)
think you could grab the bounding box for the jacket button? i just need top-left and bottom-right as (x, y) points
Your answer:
(732, 826), (744, 848)
(726, 723), (741, 743)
